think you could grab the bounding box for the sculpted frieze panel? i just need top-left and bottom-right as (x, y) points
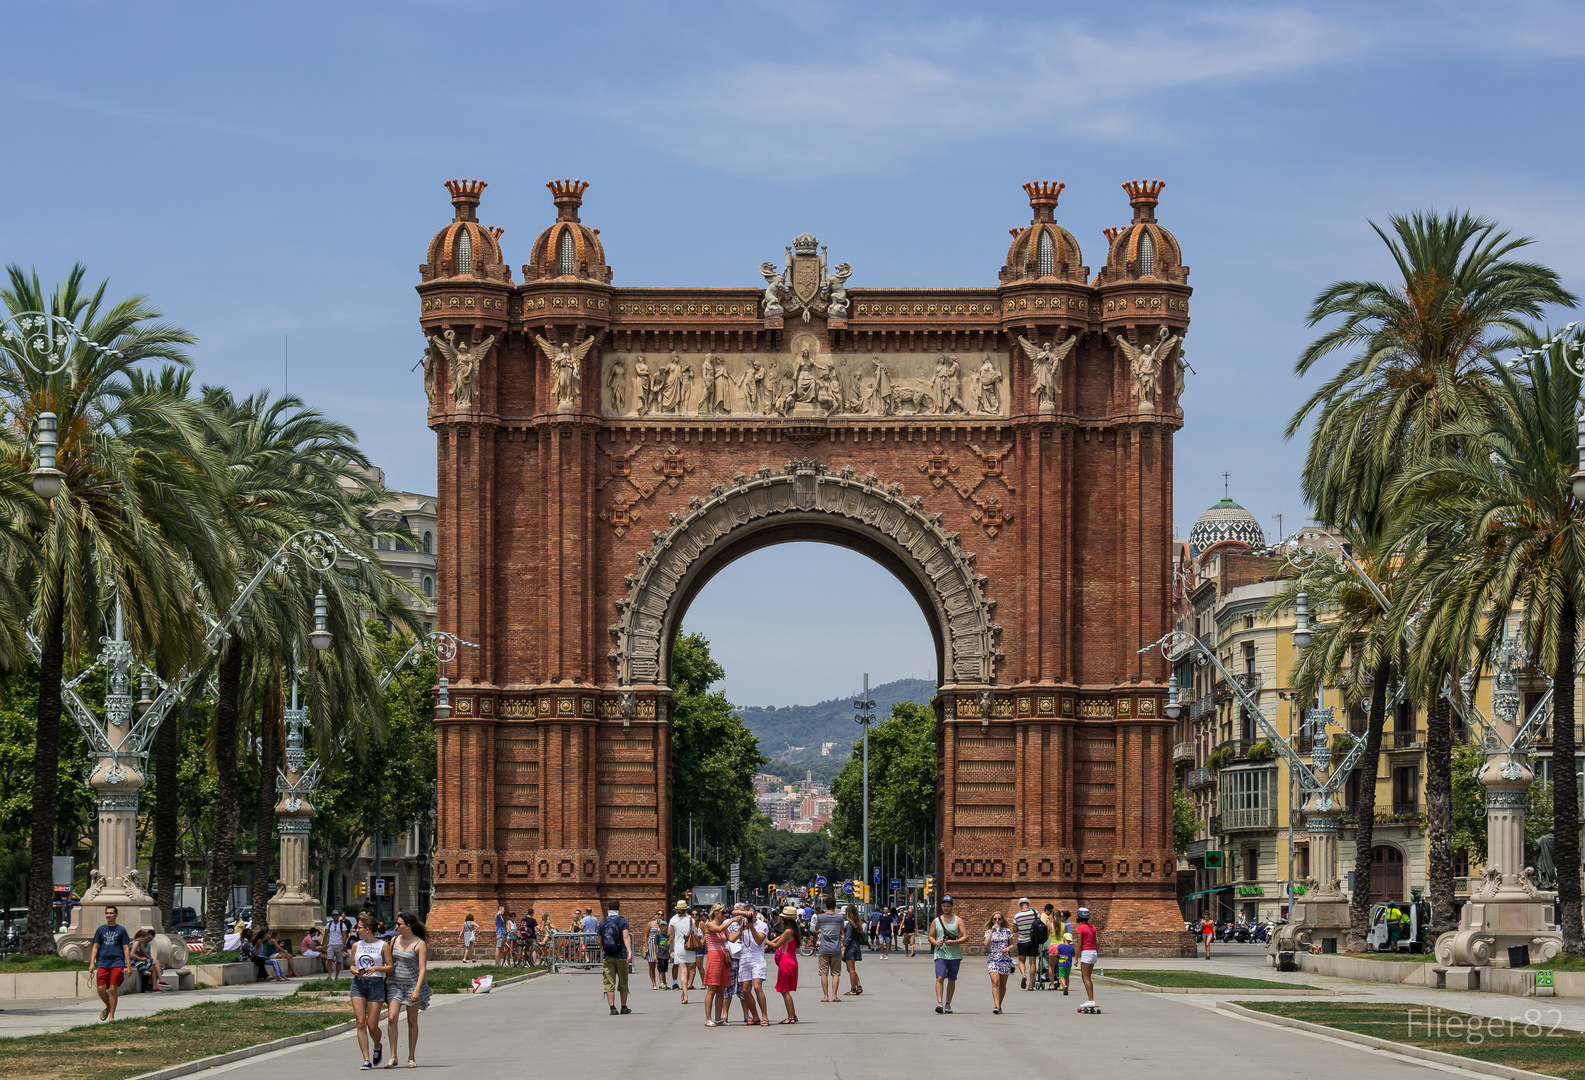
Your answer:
(599, 344), (1009, 419)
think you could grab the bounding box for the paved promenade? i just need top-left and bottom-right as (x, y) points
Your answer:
(182, 950), (1577, 1080)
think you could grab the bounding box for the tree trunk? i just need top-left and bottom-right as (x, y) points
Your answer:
(1425, 693), (1457, 935)
(1346, 659), (1393, 952)
(21, 603), (65, 956)
(250, 675), (281, 933)
(152, 696), (180, 932)
(203, 643), (245, 953)
(1555, 594), (1582, 956)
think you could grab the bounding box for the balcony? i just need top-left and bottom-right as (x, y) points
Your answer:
(1391, 801), (1419, 817)
(1235, 671), (1263, 692)
(1173, 741), (1195, 765)
(1221, 806), (1278, 831)
(1391, 729), (1423, 750)
(1187, 767), (1214, 790)
(1189, 695), (1215, 721)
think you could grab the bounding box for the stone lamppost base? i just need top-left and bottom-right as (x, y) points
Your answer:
(265, 894), (325, 939)
(56, 899), (189, 971)
(1269, 896), (1350, 969)
(1435, 894), (1562, 968)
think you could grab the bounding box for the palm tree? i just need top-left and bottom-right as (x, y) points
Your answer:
(0, 265), (228, 955)
(195, 388), (419, 949)
(1389, 331), (1585, 956)
(1287, 211), (1574, 933)
(1268, 521), (1401, 950)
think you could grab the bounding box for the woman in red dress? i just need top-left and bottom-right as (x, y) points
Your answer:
(768, 907), (800, 1024)
(702, 904), (732, 1026)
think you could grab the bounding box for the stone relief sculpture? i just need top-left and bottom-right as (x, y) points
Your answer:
(701, 354), (732, 414)
(933, 355), (967, 414)
(826, 262), (852, 318)
(759, 263), (787, 318)
(1113, 326), (1179, 410)
(758, 235), (854, 322)
(975, 354), (1003, 414)
(633, 354), (653, 415)
(863, 356), (895, 416)
(608, 355), (628, 414)
(535, 334), (597, 411)
(659, 352), (685, 413)
(428, 328), (496, 410)
(736, 358), (767, 415)
(420, 347), (436, 405)
(1017, 334), (1076, 411)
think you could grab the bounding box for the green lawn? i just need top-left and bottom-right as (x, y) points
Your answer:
(1105, 969), (1314, 990)
(0, 954), (87, 972)
(1241, 1001), (1585, 1080)
(295, 963), (534, 995)
(0, 996), (349, 1080)
(1343, 951), (1436, 962)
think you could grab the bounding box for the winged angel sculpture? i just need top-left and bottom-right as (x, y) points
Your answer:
(1112, 326), (1180, 409)
(1016, 334), (1077, 410)
(535, 334), (598, 410)
(427, 328), (497, 409)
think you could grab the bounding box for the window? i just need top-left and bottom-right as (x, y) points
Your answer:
(377, 537), (390, 551)
(455, 228), (473, 273)
(1243, 846), (1259, 881)
(1344, 768), (1361, 811)
(1392, 765), (1418, 813)
(1138, 231), (1155, 274)
(1037, 231), (1054, 276)
(1295, 843), (1310, 880)
(558, 229), (577, 276)
(423, 576), (434, 598)
(423, 531), (433, 554)
(1220, 768), (1275, 829)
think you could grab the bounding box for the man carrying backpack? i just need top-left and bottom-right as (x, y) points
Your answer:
(599, 901), (633, 1015)
(1012, 898), (1040, 990)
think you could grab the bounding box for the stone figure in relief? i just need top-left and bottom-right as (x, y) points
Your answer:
(862, 356), (895, 416)
(772, 365), (797, 415)
(759, 263), (787, 318)
(420, 347), (436, 405)
(1017, 334), (1076, 411)
(608, 355), (628, 414)
(1113, 326), (1179, 409)
(933, 354), (966, 414)
(702, 354), (732, 413)
(826, 262), (853, 319)
(788, 347), (830, 412)
(975, 354), (1003, 414)
(818, 365), (845, 415)
(659, 352), (685, 413)
(736, 358), (768, 414)
(678, 362), (696, 414)
(534, 334), (597, 411)
(633, 353), (653, 415)
(428, 328), (496, 410)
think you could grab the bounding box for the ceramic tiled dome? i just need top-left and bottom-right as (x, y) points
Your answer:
(524, 179), (611, 283)
(422, 179), (511, 283)
(1001, 181), (1086, 284)
(1095, 179), (1187, 286)
(1188, 496), (1265, 558)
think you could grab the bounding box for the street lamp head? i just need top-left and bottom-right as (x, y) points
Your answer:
(434, 675), (451, 719)
(1164, 673), (1182, 720)
(309, 588), (332, 651)
(29, 411), (63, 500)
(1292, 590), (1312, 651)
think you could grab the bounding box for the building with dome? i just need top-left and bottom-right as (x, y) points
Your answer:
(1187, 496), (1266, 560)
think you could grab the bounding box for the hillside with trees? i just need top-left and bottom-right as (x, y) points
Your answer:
(740, 677), (935, 759)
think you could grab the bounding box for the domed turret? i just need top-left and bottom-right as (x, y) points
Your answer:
(1188, 496), (1265, 559)
(1001, 181), (1086, 284)
(524, 180), (612, 283)
(1096, 180), (1186, 285)
(421, 179), (512, 283)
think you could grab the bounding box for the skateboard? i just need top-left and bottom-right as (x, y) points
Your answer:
(1077, 1004), (1101, 1014)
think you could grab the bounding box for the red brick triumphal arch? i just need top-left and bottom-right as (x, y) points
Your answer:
(420, 177), (1194, 954)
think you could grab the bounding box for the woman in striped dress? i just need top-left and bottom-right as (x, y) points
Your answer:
(384, 911), (431, 1068)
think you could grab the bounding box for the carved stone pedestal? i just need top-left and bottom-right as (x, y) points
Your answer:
(1436, 895), (1560, 968)
(1271, 813), (1347, 963)
(265, 820), (323, 936)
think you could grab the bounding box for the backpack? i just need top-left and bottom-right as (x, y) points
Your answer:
(1031, 918), (1050, 947)
(600, 916), (625, 954)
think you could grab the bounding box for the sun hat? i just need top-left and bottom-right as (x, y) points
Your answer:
(1018, 897), (1030, 904)
(781, 907), (798, 918)
(675, 900), (688, 911)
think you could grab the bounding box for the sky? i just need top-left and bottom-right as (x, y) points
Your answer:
(5, 1), (1583, 705)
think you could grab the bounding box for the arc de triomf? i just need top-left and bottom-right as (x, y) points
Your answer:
(420, 176), (1193, 953)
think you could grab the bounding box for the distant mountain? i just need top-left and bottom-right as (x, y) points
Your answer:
(740, 678), (937, 758)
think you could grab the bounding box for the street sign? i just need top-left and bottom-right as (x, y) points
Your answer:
(1203, 850), (1224, 869)
(906, 877), (925, 889)
(890, 878), (901, 891)
(873, 866), (881, 885)
(842, 881), (854, 895)
(815, 876), (827, 888)
(730, 861), (740, 888)
(374, 878), (386, 897)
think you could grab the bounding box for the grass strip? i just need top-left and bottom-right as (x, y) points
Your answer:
(1239, 1000), (1585, 1079)
(294, 963), (534, 995)
(0, 954), (86, 972)
(0, 996), (350, 1080)
(1339, 952), (1437, 963)
(1107, 968), (1313, 990)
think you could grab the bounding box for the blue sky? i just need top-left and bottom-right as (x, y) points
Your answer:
(6, 1), (1582, 705)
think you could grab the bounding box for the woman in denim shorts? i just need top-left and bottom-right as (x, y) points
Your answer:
(349, 914), (393, 1070)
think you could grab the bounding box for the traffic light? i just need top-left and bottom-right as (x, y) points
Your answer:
(924, 875), (934, 898)
(355, 880), (367, 897)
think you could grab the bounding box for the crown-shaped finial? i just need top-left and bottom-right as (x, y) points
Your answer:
(1102, 226), (1123, 245)
(548, 179), (590, 221)
(445, 179), (487, 222)
(487, 225), (505, 243)
(1122, 179), (1165, 222)
(1023, 181), (1064, 223)
(791, 233), (819, 257)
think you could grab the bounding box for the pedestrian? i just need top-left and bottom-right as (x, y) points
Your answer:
(737, 904), (769, 1025)
(1055, 931), (1075, 994)
(262, 928), (300, 977)
(1074, 906), (1100, 1011)
(1012, 898), (1038, 990)
(461, 912), (476, 962)
(984, 911), (1013, 1013)
(128, 929), (164, 993)
(599, 900), (633, 1016)
(1199, 911), (1215, 959)
(667, 900), (696, 999)
(876, 906), (894, 959)
(811, 897), (844, 1002)
(722, 906), (750, 1025)
(581, 908), (601, 965)
(494, 905), (508, 965)
(901, 907), (918, 957)
(841, 904), (864, 995)
(254, 928), (287, 980)
(326, 909), (353, 979)
(655, 918), (671, 988)
(646, 909), (665, 990)
(385, 911), (431, 1068)
(1038, 904), (1058, 988)
(349, 912), (392, 1070)
(769, 907), (800, 1023)
(928, 895), (967, 1014)
(701, 902), (732, 1026)
(301, 927), (325, 972)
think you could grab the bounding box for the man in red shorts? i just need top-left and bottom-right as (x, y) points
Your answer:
(88, 905), (134, 1022)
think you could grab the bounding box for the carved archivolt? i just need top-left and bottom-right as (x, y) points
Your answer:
(609, 459), (1002, 687)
